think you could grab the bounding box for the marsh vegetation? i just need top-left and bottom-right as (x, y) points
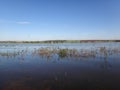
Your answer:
(0, 46), (120, 59)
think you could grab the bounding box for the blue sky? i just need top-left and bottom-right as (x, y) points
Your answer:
(0, 0), (120, 41)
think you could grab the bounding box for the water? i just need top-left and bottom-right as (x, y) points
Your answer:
(0, 42), (120, 90)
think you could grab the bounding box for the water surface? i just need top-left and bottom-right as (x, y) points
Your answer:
(0, 42), (120, 90)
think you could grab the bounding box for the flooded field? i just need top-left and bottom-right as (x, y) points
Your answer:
(0, 42), (120, 90)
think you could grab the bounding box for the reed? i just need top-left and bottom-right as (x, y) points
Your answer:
(0, 46), (120, 59)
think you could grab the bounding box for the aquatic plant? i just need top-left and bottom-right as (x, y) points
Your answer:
(0, 52), (18, 57)
(58, 49), (68, 58)
(37, 47), (51, 58)
(0, 45), (120, 60)
(67, 48), (80, 57)
(99, 47), (107, 57)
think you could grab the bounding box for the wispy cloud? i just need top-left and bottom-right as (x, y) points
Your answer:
(16, 21), (31, 24)
(0, 19), (31, 25)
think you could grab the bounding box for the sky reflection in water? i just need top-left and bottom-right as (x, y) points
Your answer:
(0, 42), (120, 90)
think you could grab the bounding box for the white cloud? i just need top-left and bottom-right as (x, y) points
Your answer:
(0, 19), (31, 25)
(16, 21), (31, 24)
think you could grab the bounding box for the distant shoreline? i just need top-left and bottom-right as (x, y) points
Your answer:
(0, 40), (120, 43)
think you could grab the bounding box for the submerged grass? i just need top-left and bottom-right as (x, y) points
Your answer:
(58, 49), (68, 58)
(0, 46), (120, 59)
(35, 46), (120, 59)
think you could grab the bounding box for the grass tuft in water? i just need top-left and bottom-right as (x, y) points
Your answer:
(58, 49), (68, 58)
